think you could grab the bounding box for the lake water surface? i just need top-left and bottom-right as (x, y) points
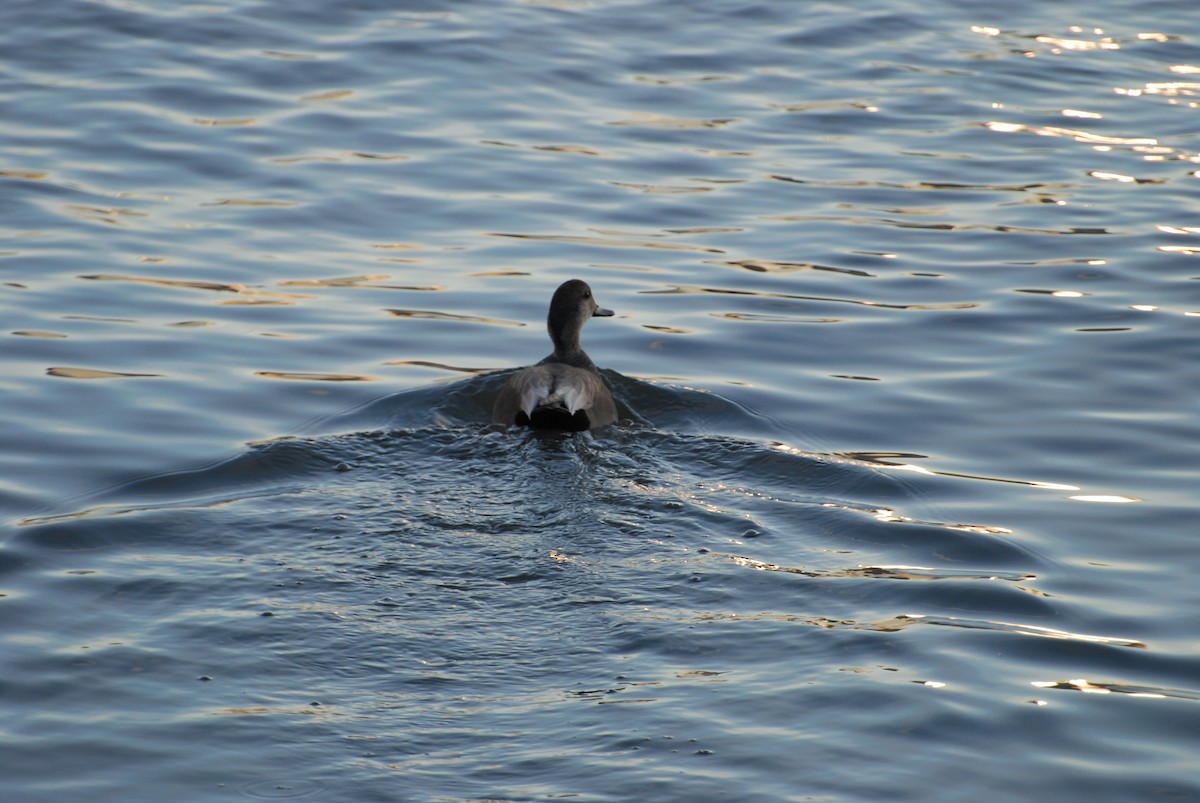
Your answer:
(2, 0), (1199, 800)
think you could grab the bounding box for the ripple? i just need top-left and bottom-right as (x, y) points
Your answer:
(46, 366), (161, 379)
(0, 168), (49, 180)
(607, 113), (736, 128)
(241, 779), (327, 799)
(610, 181), (713, 194)
(298, 89), (352, 102)
(385, 360), (488, 374)
(12, 330), (67, 338)
(384, 308), (524, 327)
(278, 275), (442, 291)
(1088, 170), (1164, 185)
(80, 274), (311, 301)
(769, 173), (1066, 193)
(259, 50), (319, 61)
(875, 614), (1146, 648)
(644, 284), (976, 311)
(983, 121), (1159, 148)
(3, 0), (1199, 798)
(766, 212), (1122, 236)
(482, 139), (608, 157)
(254, 371), (376, 382)
(191, 117), (256, 127)
(202, 198), (298, 207)
(713, 312), (841, 324)
(719, 553), (1033, 583)
(845, 453), (1082, 494)
(717, 259), (873, 277)
(490, 232), (725, 254)
(63, 204), (149, 225)
(631, 74), (734, 85)
(1031, 679), (1200, 701)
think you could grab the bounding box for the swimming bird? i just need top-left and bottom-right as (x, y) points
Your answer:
(492, 279), (617, 431)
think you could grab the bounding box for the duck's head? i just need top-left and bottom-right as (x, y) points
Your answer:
(547, 279), (612, 357)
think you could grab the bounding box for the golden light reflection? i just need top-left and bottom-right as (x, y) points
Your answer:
(46, 367), (161, 379)
(219, 299), (295, 307)
(610, 181), (712, 195)
(260, 50), (319, 60)
(1031, 679), (1189, 700)
(192, 117), (256, 127)
(632, 74), (733, 85)
(0, 168), (49, 180)
(985, 121), (1157, 147)
(898, 614), (1145, 647)
(1016, 288), (1088, 297)
(1127, 82), (1200, 96)
(885, 463), (935, 476)
(1034, 35), (1120, 52)
(1033, 679), (1113, 694)
(385, 308), (525, 327)
(645, 283), (974, 311)
(1089, 171), (1139, 183)
(490, 232), (725, 254)
(254, 371), (376, 382)
(348, 152), (408, 161)
(299, 89), (353, 102)
(80, 274), (312, 301)
(860, 453), (1081, 493)
(608, 113), (735, 129)
(202, 198), (297, 207)
(721, 554), (1031, 584)
(64, 204), (148, 225)
(771, 100), (879, 114)
(481, 140), (606, 157)
(1068, 494), (1140, 503)
(719, 259), (872, 277)
(770, 172), (1066, 193)
(279, 275), (442, 291)
(533, 144), (605, 156)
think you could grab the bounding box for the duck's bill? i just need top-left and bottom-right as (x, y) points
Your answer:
(593, 307), (614, 317)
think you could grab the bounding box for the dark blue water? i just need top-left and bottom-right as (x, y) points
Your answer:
(2, 1), (1199, 800)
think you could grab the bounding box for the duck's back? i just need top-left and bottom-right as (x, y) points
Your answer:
(492, 362), (616, 431)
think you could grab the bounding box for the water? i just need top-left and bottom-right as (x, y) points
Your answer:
(2, 0), (1198, 799)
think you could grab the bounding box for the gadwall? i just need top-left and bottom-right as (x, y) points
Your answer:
(492, 279), (617, 431)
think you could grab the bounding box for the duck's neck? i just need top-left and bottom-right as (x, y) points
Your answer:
(548, 319), (594, 368)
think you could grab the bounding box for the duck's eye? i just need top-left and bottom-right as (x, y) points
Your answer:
(583, 291), (591, 298)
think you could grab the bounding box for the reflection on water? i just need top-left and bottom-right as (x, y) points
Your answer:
(2, 0), (1200, 799)
(45, 366), (163, 379)
(82, 273), (312, 300)
(385, 308), (524, 327)
(491, 231), (728, 253)
(254, 370), (376, 381)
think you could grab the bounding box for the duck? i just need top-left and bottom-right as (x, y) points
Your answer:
(492, 279), (617, 431)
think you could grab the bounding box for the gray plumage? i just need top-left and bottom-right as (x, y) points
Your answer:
(492, 279), (617, 431)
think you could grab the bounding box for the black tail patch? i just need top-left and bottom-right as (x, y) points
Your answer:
(520, 404), (590, 432)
